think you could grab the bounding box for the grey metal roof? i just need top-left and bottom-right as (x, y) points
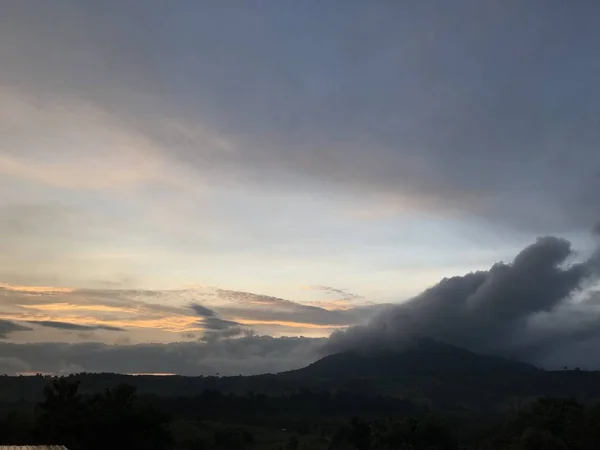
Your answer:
(0, 447), (67, 450)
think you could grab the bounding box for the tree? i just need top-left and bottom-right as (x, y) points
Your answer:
(87, 383), (172, 450)
(349, 417), (371, 450)
(34, 378), (86, 449)
(511, 428), (567, 450)
(370, 417), (457, 450)
(0, 411), (33, 444)
(33, 379), (171, 450)
(287, 435), (299, 450)
(213, 427), (254, 449)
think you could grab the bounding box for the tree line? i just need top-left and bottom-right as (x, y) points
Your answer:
(3, 378), (600, 448)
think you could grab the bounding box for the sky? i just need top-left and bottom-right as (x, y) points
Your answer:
(1, 1), (599, 375)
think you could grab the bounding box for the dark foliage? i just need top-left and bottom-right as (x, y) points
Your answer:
(22, 378), (172, 450)
(3, 379), (600, 448)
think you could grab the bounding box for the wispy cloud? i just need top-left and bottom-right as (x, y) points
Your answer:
(310, 285), (363, 300)
(27, 320), (125, 332)
(0, 89), (169, 191)
(0, 282), (74, 294)
(0, 282), (379, 342)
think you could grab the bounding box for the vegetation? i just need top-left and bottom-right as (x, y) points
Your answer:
(2, 377), (600, 449)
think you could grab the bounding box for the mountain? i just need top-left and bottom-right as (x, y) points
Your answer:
(287, 338), (539, 379)
(275, 338), (542, 410)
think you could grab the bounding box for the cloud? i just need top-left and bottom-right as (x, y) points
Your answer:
(0, 356), (30, 374)
(0, 89), (173, 191)
(188, 301), (248, 342)
(312, 285), (363, 300)
(0, 282), (73, 294)
(189, 303), (216, 318)
(200, 327), (246, 344)
(307, 286), (370, 310)
(28, 320), (125, 332)
(324, 234), (600, 368)
(202, 317), (240, 331)
(0, 320), (32, 338)
(2, 2), (599, 235)
(0, 335), (323, 376)
(0, 281), (386, 345)
(213, 289), (380, 326)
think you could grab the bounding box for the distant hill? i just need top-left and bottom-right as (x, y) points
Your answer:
(2, 339), (600, 412)
(287, 338), (538, 379)
(273, 338), (543, 410)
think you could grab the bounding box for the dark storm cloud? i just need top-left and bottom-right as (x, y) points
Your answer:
(0, 320), (32, 338)
(2, 2), (599, 233)
(28, 320), (125, 332)
(325, 235), (600, 368)
(0, 336), (323, 376)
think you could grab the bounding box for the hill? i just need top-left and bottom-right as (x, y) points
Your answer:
(1, 339), (600, 412)
(275, 338), (542, 410)
(287, 338), (538, 379)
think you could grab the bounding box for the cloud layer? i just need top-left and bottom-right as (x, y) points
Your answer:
(28, 320), (125, 332)
(2, 1), (599, 235)
(0, 336), (323, 376)
(0, 282), (382, 343)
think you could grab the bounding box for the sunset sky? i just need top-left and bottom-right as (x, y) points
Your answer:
(1, 1), (599, 375)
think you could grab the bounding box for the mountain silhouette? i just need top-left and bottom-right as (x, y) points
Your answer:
(2, 339), (600, 412)
(273, 338), (545, 410)
(289, 338), (539, 380)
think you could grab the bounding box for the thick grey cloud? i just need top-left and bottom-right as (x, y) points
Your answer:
(0, 335), (322, 376)
(2, 2), (599, 233)
(0, 319), (32, 338)
(28, 320), (125, 332)
(325, 235), (600, 368)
